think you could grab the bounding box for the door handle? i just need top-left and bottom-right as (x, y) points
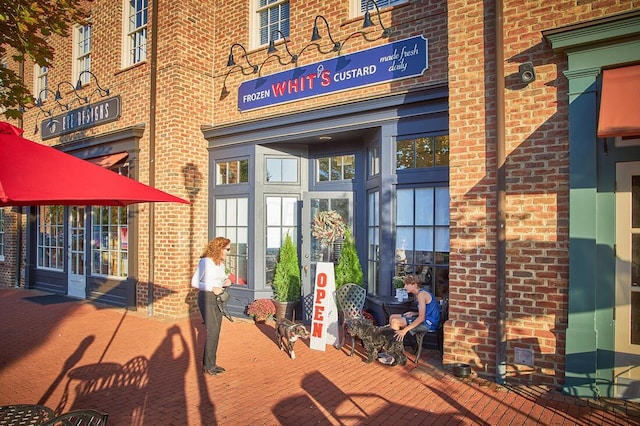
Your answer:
(303, 265), (308, 277)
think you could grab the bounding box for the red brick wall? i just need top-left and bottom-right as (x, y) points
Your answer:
(212, 0), (448, 125)
(5, 0), (216, 317)
(446, 0), (638, 385)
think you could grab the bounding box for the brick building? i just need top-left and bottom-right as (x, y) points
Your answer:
(1, 0), (639, 399)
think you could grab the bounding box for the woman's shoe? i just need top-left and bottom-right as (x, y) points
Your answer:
(204, 368), (219, 376)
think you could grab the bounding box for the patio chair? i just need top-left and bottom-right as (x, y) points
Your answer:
(410, 293), (449, 363)
(334, 283), (367, 356)
(0, 404), (54, 425)
(42, 409), (108, 426)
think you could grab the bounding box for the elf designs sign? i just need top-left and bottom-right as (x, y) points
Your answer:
(238, 36), (428, 112)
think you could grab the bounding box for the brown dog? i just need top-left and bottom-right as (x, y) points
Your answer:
(275, 318), (310, 359)
(345, 318), (407, 366)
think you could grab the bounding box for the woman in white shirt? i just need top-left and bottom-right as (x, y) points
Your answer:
(191, 237), (232, 375)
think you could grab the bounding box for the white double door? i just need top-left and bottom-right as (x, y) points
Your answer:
(67, 206), (87, 299)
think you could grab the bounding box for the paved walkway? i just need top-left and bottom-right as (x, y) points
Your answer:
(1, 288), (639, 425)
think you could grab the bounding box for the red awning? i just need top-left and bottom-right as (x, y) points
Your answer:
(598, 64), (640, 138)
(0, 122), (189, 206)
(87, 152), (128, 168)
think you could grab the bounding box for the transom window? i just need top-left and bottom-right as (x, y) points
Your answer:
(318, 154), (355, 182)
(123, 0), (148, 66)
(256, 0), (290, 47)
(216, 198), (249, 285)
(266, 158), (298, 182)
(217, 159), (249, 185)
(74, 24), (92, 84)
(396, 135), (449, 170)
(37, 206), (64, 271)
(368, 145), (380, 177)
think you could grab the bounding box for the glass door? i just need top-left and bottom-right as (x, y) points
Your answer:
(67, 206), (87, 299)
(301, 192), (353, 296)
(615, 161), (640, 400)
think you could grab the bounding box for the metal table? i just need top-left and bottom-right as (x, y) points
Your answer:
(0, 404), (54, 426)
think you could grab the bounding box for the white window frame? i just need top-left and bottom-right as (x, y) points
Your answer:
(36, 206), (65, 271)
(73, 24), (92, 84)
(0, 58), (7, 115)
(265, 196), (298, 285)
(34, 65), (48, 102)
(215, 197), (249, 285)
(122, 0), (148, 68)
(250, 0), (290, 50)
(350, 0), (407, 18)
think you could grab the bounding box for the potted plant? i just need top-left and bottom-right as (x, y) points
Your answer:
(393, 276), (407, 300)
(335, 227), (364, 290)
(272, 233), (301, 320)
(246, 298), (276, 323)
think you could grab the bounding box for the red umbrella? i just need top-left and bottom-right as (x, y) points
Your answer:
(0, 122), (189, 206)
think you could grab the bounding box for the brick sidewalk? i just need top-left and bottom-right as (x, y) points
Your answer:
(0, 288), (638, 425)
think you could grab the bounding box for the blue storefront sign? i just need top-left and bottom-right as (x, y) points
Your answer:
(238, 36), (428, 112)
(41, 96), (121, 140)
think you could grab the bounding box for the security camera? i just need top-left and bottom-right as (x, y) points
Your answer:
(518, 62), (536, 85)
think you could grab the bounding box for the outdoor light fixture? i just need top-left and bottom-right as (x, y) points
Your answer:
(310, 15), (341, 52)
(76, 70), (111, 97)
(226, 43), (258, 73)
(363, 0), (391, 37)
(34, 89), (57, 115)
(55, 80), (88, 105)
(267, 29), (298, 64)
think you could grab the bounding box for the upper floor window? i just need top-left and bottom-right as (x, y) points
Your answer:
(0, 58), (6, 115)
(318, 154), (355, 182)
(396, 135), (449, 170)
(123, 0), (148, 67)
(354, 0), (406, 16)
(266, 157), (298, 182)
(74, 24), (92, 84)
(34, 66), (48, 102)
(254, 0), (290, 48)
(217, 159), (249, 185)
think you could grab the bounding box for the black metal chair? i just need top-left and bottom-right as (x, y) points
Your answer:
(0, 404), (54, 425)
(410, 294), (449, 363)
(41, 409), (108, 426)
(334, 283), (367, 356)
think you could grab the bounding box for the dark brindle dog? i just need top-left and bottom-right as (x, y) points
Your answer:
(275, 318), (310, 360)
(345, 318), (407, 366)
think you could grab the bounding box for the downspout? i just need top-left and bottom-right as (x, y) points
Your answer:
(15, 61), (24, 288)
(495, 0), (507, 384)
(147, 0), (159, 315)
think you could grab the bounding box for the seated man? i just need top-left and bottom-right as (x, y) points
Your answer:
(389, 274), (440, 341)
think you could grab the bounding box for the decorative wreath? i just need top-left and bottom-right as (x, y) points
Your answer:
(312, 210), (346, 247)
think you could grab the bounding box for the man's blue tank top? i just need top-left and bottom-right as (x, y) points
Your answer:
(418, 289), (440, 330)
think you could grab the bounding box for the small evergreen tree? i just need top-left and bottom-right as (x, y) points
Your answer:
(335, 228), (364, 289)
(272, 234), (301, 302)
